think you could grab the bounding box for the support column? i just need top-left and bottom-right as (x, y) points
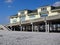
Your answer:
(44, 17), (49, 32)
(49, 22), (52, 32)
(38, 25), (40, 32)
(20, 26), (22, 31)
(31, 22), (33, 32)
(19, 26), (21, 31)
(45, 22), (50, 32)
(11, 26), (12, 31)
(32, 24), (33, 32)
(47, 22), (50, 33)
(14, 26), (15, 31)
(45, 21), (48, 32)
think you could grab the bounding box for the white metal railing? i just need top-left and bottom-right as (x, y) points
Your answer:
(21, 17), (44, 24)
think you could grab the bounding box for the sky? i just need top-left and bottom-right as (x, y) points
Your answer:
(0, 0), (60, 25)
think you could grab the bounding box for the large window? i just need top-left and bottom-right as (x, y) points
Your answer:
(40, 7), (48, 17)
(57, 24), (60, 30)
(50, 24), (60, 32)
(12, 19), (17, 23)
(20, 11), (25, 14)
(40, 13), (48, 17)
(41, 7), (47, 11)
(29, 15), (35, 19)
(21, 16), (26, 22)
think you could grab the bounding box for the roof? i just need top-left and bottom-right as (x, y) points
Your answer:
(18, 9), (31, 12)
(10, 14), (18, 18)
(37, 5), (51, 9)
(28, 10), (37, 13)
(51, 6), (60, 10)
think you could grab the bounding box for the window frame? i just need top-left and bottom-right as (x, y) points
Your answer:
(41, 7), (47, 11)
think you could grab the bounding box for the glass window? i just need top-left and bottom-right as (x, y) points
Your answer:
(13, 19), (17, 23)
(21, 16), (26, 22)
(57, 24), (60, 30)
(29, 15), (35, 19)
(40, 13), (48, 17)
(20, 11), (24, 14)
(41, 7), (47, 11)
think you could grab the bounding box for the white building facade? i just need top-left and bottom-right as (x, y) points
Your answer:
(8, 6), (60, 32)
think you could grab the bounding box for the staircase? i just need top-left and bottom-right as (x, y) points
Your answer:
(0, 25), (11, 31)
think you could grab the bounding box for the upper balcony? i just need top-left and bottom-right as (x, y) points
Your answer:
(10, 14), (18, 19)
(46, 13), (60, 20)
(28, 10), (38, 15)
(21, 13), (60, 24)
(18, 9), (30, 17)
(21, 17), (44, 24)
(51, 6), (60, 12)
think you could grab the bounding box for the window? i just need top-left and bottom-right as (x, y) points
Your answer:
(29, 15), (35, 19)
(13, 19), (17, 23)
(40, 10), (48, 17)
(57, 24), (60, 30)
(21, 16), (26, 22)
(40, 13), (48, 17)
(41, 7), (47, 11)
(20, 11), (25, 14)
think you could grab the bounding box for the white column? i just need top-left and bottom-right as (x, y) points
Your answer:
(21, 26), (22, 31)
(14, 27), (15, 31)
(44, 17), (48, 32)
(11, 26), (12, 31)
(31, 22), (33, 32)
(32, 24), (33, 32)
(47, 23), (49, 33)
(45, 22), (48, 32)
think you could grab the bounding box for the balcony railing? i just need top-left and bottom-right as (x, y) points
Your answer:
(21, 13), (60, 24)
(9, 22), (21, 26)
(9, 13), (60, 25)
(51, 9), (60, 12)
(21, 17), (44, 24)
(46, 13), (60, 20)
(28, 13), (38, 16)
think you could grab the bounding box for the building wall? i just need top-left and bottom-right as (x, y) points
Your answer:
(37, 6), (59, 17)
(10, 6), (60, 24)
(10, 17), (20, 24)
(47, 6), (59, 16)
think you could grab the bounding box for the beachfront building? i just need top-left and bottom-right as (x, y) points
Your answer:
(8, 5), (60, 32)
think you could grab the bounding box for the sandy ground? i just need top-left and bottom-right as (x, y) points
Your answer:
(0, 31), (60, 45)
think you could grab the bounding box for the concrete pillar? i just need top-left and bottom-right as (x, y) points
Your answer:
(14, 26), (15, 31)
(32, 24), (33, 32)
(45, 22), (50, 33)
(11, 26), (12, 31)
(47, 23), (50, 33)
(49, 22), (52, 31)
(19, 26), (21, 31)
(44, 17), (49, 32)
(31, 23), (33, 32)
(20, 26), (22, 31)
(45, 21), (48, 32)
(38, 25), (40, 32)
